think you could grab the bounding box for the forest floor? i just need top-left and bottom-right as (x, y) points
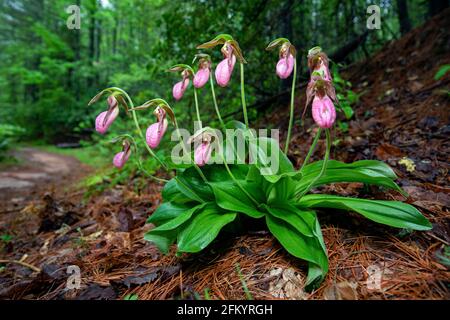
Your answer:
(0, 10), (449, 300)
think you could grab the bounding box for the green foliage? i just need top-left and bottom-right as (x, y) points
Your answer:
(0, 234), (13, 243)
(331, 63), (363, 131)
(0, 124), (25, 161)
(123, 294), (139, 300)
(0, 0), (431, 143)
(434, 64), (450, 80)
(145, 143), (431, 289)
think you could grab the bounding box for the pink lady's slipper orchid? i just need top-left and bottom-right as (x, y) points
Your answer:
(95, 95), (119, 134)
(173, 76), (190, 101)
(193, 59), (211, 89)
(194, 141), (212, 167)
(189, 128), (215, 167)
(113, 141), (131, 169)
(308, 46), (332, 81)
(314, 58), (332, 82)
(215, 43), (236, 87)
(276, 53), (295, 79)
(312, 95), (336, 129)
(146, 106), (168, 149)
(266, 39), (297, 79)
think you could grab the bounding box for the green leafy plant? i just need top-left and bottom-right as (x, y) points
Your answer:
(0, 124), (25, 162)
(434, 64), (450, 97)
(123, 294), (139, 300)
(434, 64), (450, 80)
(331, 63), (363, 131)
(90, 39), (431, 290)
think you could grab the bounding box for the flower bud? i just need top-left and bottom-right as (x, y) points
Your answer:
(312, 95), (336, 129)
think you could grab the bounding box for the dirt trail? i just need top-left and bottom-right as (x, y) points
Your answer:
(0, 148), (91, 210)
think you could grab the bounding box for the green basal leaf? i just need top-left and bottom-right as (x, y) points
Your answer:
(147, 202), (192, 225)
(144, 229), (177, 254)
(162, 177), (204, 203)
(177, 168), (216, 201)
(149, 203), (207, 231)
(297, 160), (406, 196)
(177, 204), (237, 253)
(266, 175), (298, 203)
(298, 194), (432, 231)
(145, 202), (209, 253)
(266, 214), (328, 288)
(264, 203), (315, 237)
(209, 180), (266, 219)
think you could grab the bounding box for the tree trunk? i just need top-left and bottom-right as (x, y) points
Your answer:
(396, 0), (412, 35)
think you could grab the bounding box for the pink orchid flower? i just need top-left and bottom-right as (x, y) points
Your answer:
(314, 59), (332, 81)
(146, 107), (168, 149)
(312, 95), (336, 129)
(172, 77), (190, 101)
(193, 61), (211, 89)
(215, 43), (236, 87)
(113, 141), (131, 169)
(95, 96), (119, 134)
(194, 141), (212, 167)
(276, 53), (295, 79)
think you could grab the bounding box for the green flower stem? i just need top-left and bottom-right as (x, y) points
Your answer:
(124, 134), (168, 183)
(210, 76), (227, 131)
(300, 127), (322, 172)
(173, 118), (208, 183)
(135, 159), (169, 183)
(112, 88), (204, 200)
(240, 63), (249, 129)
(193, 87), (202, 128)
(220, 153), (259, 207)
(284, 58), (297, 154)
(297, 129), (331, 198)
(113, 88), (168, 172)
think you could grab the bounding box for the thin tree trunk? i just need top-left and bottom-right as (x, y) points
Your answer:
(396, 0), (412, 35)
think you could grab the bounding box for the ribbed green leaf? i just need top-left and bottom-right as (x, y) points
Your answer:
(266, 214), (328, 287)
(209, 180), (266, 218)
(177, 205), (237, 253)
(298, 194), (432, 230)
(297, 160), (405, 195)
(147, 202), (191, 225)
(149, 202), (207, 231)
(264, 203), (314, 237)
(144, 229), (177, 254)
